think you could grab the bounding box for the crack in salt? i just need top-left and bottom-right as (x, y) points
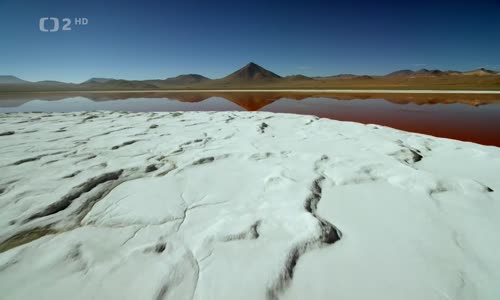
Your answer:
(11, 151), (67, 166)
(23, 170), (124, 224)
(221, 220), (261, 242)
(266, 155), (342, 300)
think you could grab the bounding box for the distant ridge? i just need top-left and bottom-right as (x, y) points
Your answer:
(164, 74), (211, 85)
(285, 74), (314, 81)
(222, 62), (281, 81)
(35, 80), (69, 85)
(322, 74), (373, 80)
(81, 79), (158, 89)
(415, 69), (445, 76)
(0, 75), (30, 84)
(1, 63), (500, 91)
(463, 68), (498, 76)
(386, 70), (416, 77)
(83, 78), (115, 84)
(387, 68), (498, 77)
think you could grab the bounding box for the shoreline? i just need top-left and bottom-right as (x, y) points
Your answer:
(2, 89), (500, 94)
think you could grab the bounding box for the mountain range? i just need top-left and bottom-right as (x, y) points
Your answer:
(1, 63), (499, 91)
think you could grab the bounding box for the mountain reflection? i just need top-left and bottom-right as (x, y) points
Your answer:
(1, 92), (500, 109)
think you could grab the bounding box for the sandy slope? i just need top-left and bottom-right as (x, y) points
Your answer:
(0, 111), (499, 300)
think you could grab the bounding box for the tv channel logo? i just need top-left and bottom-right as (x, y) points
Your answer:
(39, 17), (88, 32)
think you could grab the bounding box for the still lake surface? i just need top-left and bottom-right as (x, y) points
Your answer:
(1, 93), (499, 147)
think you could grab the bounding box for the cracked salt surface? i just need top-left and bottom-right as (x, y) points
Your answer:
(0, 111), (499, 300)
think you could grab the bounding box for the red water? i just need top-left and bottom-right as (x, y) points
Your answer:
(262, 98), (500, 147)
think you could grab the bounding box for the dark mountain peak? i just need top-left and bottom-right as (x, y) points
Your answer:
(223, 62), (281, 81)
(241, 62), (265, 72)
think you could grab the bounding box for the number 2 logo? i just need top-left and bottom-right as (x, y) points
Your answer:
(62, 18), (72, 31)
(39, 17), (71, 32)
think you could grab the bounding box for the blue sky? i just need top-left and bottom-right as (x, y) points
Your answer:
(1, 0), (500, 82)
